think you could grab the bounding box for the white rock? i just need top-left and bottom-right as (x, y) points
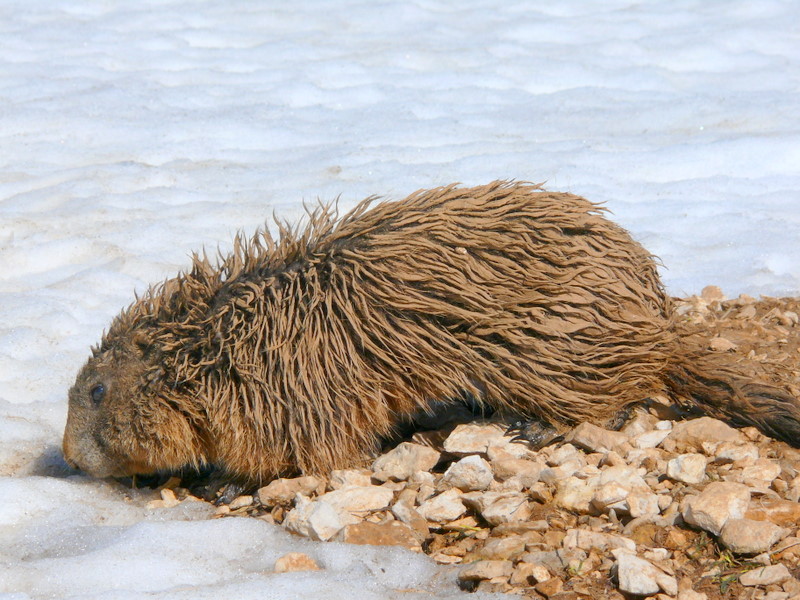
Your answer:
(630, 428), (671, 449)
(666, 453), (707, 484)
(371, 442), (441, 482)
(682, 482), (751, 536)
(329, 469), (372, 489)
(440, 455), (494, 491)
(555, 476), (598, 513)
(443, 422), (508, 455)
(598, 465), (650, 491)
(626, 491), (661, 518)
(257, 476), (323, 505)
(480, 494), (531, 526)
(713, 442), (759, 464)
(614, 551), (678, 597)
(546, 443), (582, 466)
(318, 485), (394, 517)
(539, 459), (583, 485)
(670, 417), (744, 452)
(566, 422), (629, 453)
(491, 458), (542, 487)
(592, 481), (630, 512)
(738, 563), (792, 586)
(417, 489), (467, 523)
(719, 518), (787, 554)
(283, 495), (345, 541)
(741, 458), (782, 488)
(563, 529), (635, 553)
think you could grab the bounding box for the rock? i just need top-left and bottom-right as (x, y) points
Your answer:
(566, 422), (629, 453)
(482, 497), (532, 526)
(746, 497), (800, 526)
(613, 551), (678, 597)
(670, 417), (744, 452)
(318, 485), (394, 517)
(708, 336), (738, 352)
(539, 460), (583, 485)
(491, 458), (542, 487)
(390, 500), (430, 540)
(417, 489), (467, 523)
(627, 491), (661, 517)
(563, 529), (635, 553)
(741, 458), (782, 488)
(274, 552), (321, 573)
(283, 495), (345, 541)
(682, 482), (751, 536)
(329, 469), (372, 489)
(443, 422), (508, 455)
(701, 285), (725, 302)
(334, 520), (422, 551)
(666, 453), (706, 484)
(228, 495), (253, 510)
(458, 560), (514, 581)
(509, 562), (551, 586)
(440, 455), (494, 491)
(534, 576), (563, 597)
(677, 588), (708, 600)
(372, 442), (440, 482)
(719, 518), (787, 554)
(713, 442), (759, 464)
(477, 537), (526, 560)
(592, 481), (630, 513)
(738, 563), (792, 586)
(630, 429), (672, 450)
(553, 477), (597, 514)
(257, 476), (322, 506)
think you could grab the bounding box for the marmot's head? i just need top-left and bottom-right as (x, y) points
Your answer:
(63, 329), (207, 479)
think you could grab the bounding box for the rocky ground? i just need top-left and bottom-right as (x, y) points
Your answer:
(146, 288), (800, 600)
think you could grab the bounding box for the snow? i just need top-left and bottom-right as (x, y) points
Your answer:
(1, 1), (798, 598)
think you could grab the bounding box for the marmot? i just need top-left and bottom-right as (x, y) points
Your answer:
(62, 181), (800, 484)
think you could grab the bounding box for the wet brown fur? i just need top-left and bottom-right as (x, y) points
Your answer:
(62, 181), (800, 484)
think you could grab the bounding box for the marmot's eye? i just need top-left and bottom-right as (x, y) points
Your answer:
(90, 384), (105, 405)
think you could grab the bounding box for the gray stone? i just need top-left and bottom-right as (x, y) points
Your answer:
(719, 518), (787, 554)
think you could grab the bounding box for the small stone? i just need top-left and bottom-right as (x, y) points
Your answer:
(477, 537), (526, 560)
(390, 500), (430, 540)
(677, 588), (708, 600)
(371, 442), (441, 482)
(739, 564), (792, 586)
(682, 481), (751, 536)
(492, 458), (542, 489)
(708, 336), (738, 352)
(566, 422), (629, 453)
(713, 442), (759, 464)
(701, 285), (725, 302)
(417, 489), (467, 523)
(443, 422), (508, 455)
(553, 476), (596, 513)
(666, 453), (707, 484)
(440, 455), (494, 491)
(317, 485), (394, 517)
(257, 476), (322, 506)
(539, 460), (583, 485)
(228, 495), (253, 510)
(159, 488), (180, 508)
(670, 417), (744, 452)
(625, 492), (661, 518)
(329, 469), (372, 489)
(746, 497), (800, 527)
(509, 562), (551, 586)
(458, 560), (514, 582)
(741, 458), (782, 488)
(534, 576), (563, 597)
(614, 551), (678, 596)
(631, 429), (672, 449)
(719, 518), (787, 554)
(563, 529), (635, 553)
(334, 520), (421, 551)
(274, 552), (321, 573)
(482, 498), (532, 526)
(283, 495), (345, 541)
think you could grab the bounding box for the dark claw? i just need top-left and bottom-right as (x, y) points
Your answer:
(506, 419), (563, 450)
